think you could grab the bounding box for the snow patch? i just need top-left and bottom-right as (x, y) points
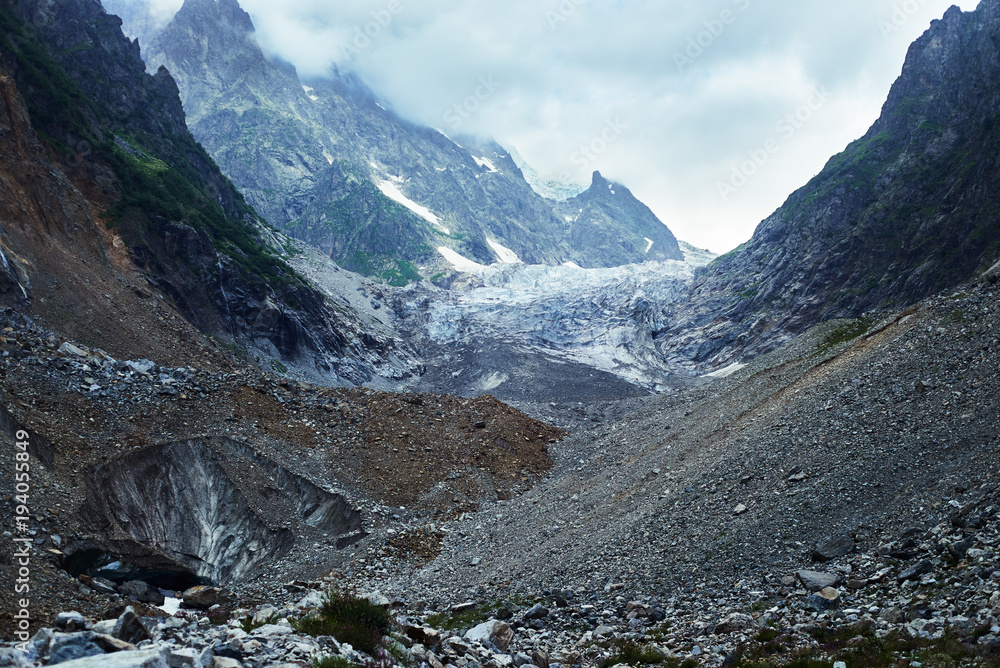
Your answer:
(301, 85), (319, 101)
(473, 156), (500, 173)
(702, 362), (746, 379)
(434, 129), (463, 149)
(475, 371), (508, 393)
(487, 239), (521, 264)
(644, 238), (654, 254)
(158, 597), (182, 616)
(377, 180), (449, 234)
(562, 261), (583, 269)
(438, 247), (487, 273)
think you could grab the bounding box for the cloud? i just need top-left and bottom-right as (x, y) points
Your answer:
(132, 0), (983, 253)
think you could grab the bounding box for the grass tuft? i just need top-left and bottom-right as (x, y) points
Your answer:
(293, 589), (394, 658)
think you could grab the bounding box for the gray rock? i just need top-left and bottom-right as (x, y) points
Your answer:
(512, 653), (534, 667)
(813, 535), (855, 562)
(88, 577), (118, 596)
(0, 648), (32, 667)
(491, 622), (514, 652)
(593, 625), (614, 638)
(46, 632), (106, 664)
(55, 612), (88, 632)
(52, 650), (171, 667)
(808, 588), (841, 611)
(166, 648), (205, 668)
(182, 586), (226, 609)
(524, 603), (549, 620)
(92, 620), (117, 636)
(209, 658), (240, 668)
(464, 621), (497, 647)
(58, 342), (89, 358)
(984, 259), (1000, 284)
(113, 607), (151, 646)
(120, 581), (166, 606)
(294, 590), (324, 610)
(250, 623), (293, 638)
(898, 560), (934, 582)
(797, 570), (841, 591)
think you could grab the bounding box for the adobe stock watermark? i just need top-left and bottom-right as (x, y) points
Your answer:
(717, 86), (832, 201)
(12, 429), (33, 652)
(443, 76), (501, 131)
(340, 0), (404, 60)
(674, 0), (752, 73)
(546, 0), (589, 31)
(878, 0), (933, 39)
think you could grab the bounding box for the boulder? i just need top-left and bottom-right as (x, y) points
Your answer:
(983, 259), (1000, 284)
(49, 649), (169, 667)
(58, 342), (89, 358)
(465, 620), (497, 646)
(898, 560), (934, 582)
(113, 607), (152, 645)
(55, 612), (88, 632)
(46, 632), (106, 664)
(523, 603), (549, 620)
(404, 624), (442, 648)
(812, 535), (855, 562)
(716, 613), (756, 634)
(808, 588), (841, 611)
(0, 648), (32, 667)
(182, 586), (226, 609)
(797, 570), (840, 591)
(491, 621), (515, 652)
(120, 581), (166, 606)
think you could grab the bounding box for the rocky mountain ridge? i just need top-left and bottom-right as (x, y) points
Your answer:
(661, 0), (1000, 372)
(0, 0), (417, 383)
(117, 0), (684, 282)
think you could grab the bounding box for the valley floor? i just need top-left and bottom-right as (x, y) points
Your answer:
(1, 279), (998, 668)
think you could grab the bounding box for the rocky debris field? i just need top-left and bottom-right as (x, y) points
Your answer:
(0, 310), (561, 639)
(333, 279), (1000, 665)
(1, 280), (999, 668)
(2, 491), (1000, 668)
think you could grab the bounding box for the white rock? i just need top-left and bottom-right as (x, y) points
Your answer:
(295, 591), (324, 610)
(251, 623), (293, 637)
(53, 648), (170, 667)
(464, 620), (497, 645)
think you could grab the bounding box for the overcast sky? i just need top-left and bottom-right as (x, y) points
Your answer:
(137, 0), (981, 253)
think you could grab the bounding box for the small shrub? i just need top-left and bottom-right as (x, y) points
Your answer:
(599, 641), (666, 668)
(816, 316), (875, 355)
(313, 656), (356, 668)
(293, 590), (394, 658)
(240, 613), (280, 634)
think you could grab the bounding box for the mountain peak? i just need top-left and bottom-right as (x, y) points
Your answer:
(176, 0), (255, 35)
(591, 170), (608, 187)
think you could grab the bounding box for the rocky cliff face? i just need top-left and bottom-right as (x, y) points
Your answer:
(552, 171), (683, 266)
(134, 0), (680, 280)
(0, 0), (416, 383)
(662, 0), (1000, 370)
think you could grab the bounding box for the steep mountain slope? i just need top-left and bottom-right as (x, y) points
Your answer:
(553, 170), (683, 266)
(130, 0), (679, 279)
(355, 276), (1000, 615)
(0, 0), (415, 383)
(662, 0), (1000, 371)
